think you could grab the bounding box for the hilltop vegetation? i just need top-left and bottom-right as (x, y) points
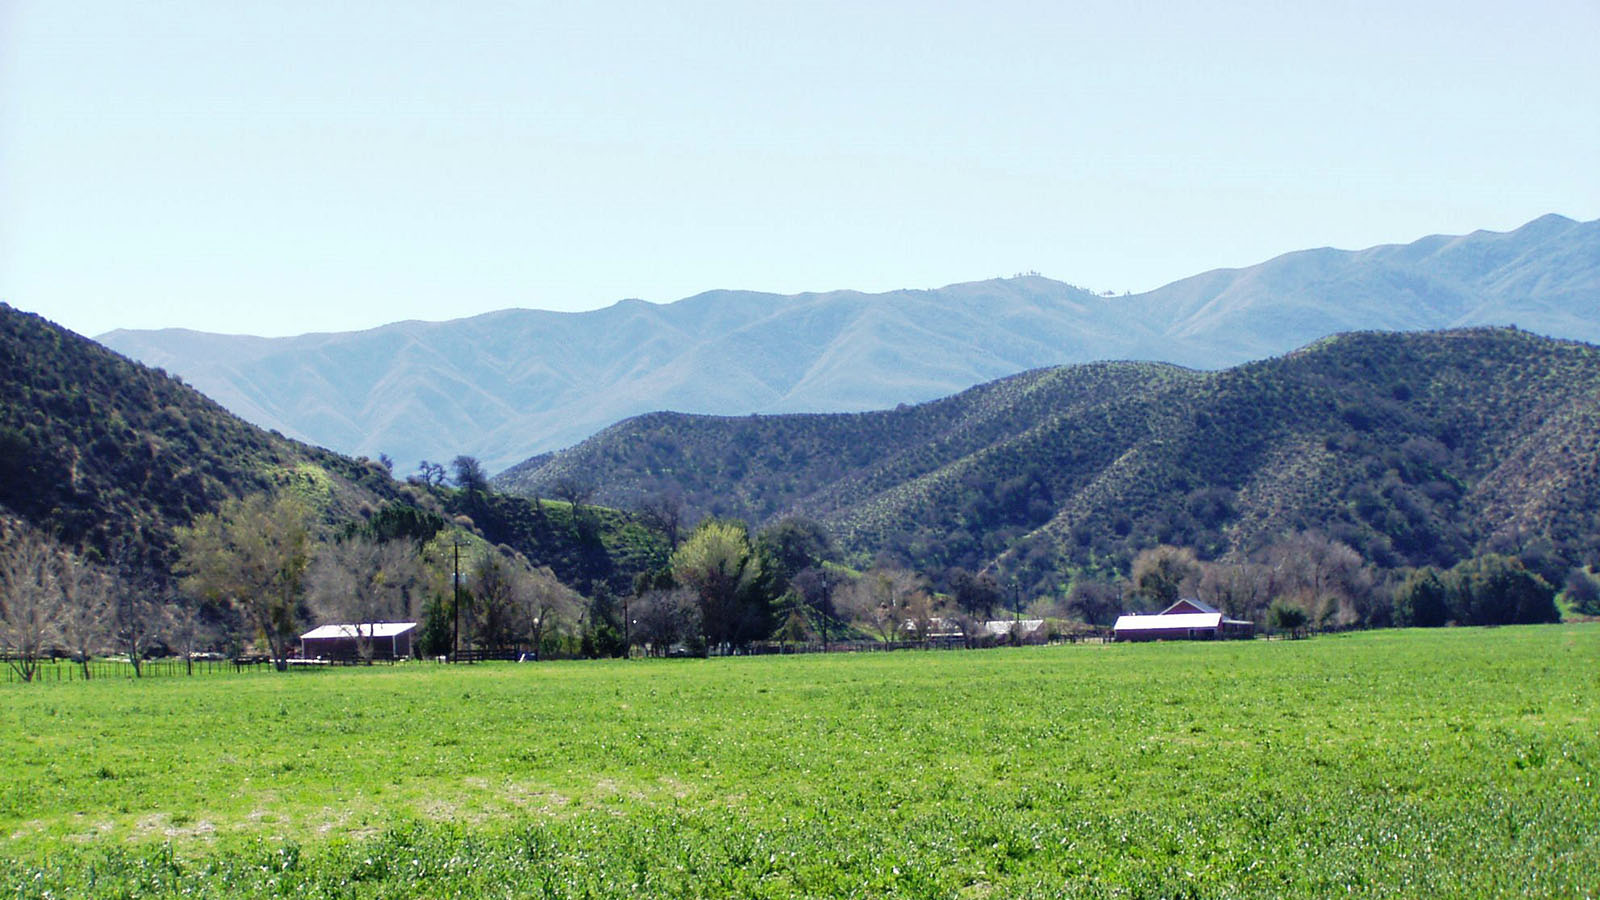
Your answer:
(499, 328), (1600, 600)
(0, 303), (401, 575)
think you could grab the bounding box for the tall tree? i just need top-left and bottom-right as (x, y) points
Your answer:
(450, 456), (489, 495)
(468, 548), (523, 655)
(176, 493), (313, 671)
(58, 558), (112, 680)
(517, 565), (582, 660)
(0, 524), (64, 683)
(670, 520), (767, 650)
(1062, 579), (1123, 627)
(1394, 567), (1450, 627)
(1130, 545), (1200, 610)
(101, 536), (167, 677)
(635, 490), (688, 552)
(632, 587), (699, 656)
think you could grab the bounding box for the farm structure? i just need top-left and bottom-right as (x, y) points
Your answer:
(299, 622), (417, 660)
(1113, 599), (1254, 642)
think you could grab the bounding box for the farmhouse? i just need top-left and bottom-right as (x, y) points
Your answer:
(299, 621), (417, 660)
(1113, 599), (1254, 642)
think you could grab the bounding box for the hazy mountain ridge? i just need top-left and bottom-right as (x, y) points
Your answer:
(0, 303), (666, 595)
(495, 328), (1600, 596)
(98, 215), (1599, 473)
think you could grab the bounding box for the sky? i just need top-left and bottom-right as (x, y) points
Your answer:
(2, 1), (1596, 339)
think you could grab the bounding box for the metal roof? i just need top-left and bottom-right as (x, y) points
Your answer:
(300, 622), (417, 640)
(983, 618), (1044, 636)
(1161, 598), (1220, 615)
(1113, 612), (1223, 631)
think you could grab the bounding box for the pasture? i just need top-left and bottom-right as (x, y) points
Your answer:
(1, 626), (1596, 898)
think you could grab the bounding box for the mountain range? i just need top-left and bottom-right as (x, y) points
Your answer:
(0, 303), (664, 594)
(496, 327), (1600, 596)
(98, 215), (1599, 474)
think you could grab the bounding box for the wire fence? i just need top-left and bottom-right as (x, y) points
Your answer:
(2, 656), (278, 684)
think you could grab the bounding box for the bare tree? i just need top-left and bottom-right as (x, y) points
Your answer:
(167, 594), (212, 675)
(1197, 560), (1274, 622)
(58, 558), (112, 680)
(551, 477), (594, 511)
(1263, 531), (1375, 627)
(0, 525), (64, 683)
(517, 566), (582, 660)
(632, 587), (699, 656)
(308, 536), (426, 662)
(837, 567), (923, 644)
(110, 578), (164, 677)
(635, 490), (687, 551)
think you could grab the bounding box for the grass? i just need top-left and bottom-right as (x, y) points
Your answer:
(1, 626), (1596, 898)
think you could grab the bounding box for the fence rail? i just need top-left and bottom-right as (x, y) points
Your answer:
(2, 656), (278, 684)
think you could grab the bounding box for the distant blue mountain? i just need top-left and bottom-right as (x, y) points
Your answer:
(98, 215), (1599, 474)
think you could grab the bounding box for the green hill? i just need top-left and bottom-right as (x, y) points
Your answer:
(0, 303), (663, 594)
(496, 328), (1600, 594)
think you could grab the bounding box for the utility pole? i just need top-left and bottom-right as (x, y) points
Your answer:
(452, 539), (462, 662)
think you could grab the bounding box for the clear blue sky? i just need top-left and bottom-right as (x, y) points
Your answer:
(3, 1), (1596, 338)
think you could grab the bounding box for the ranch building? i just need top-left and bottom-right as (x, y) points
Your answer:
(1113, 599), (1254, 642)
(299, 621), (417, 660)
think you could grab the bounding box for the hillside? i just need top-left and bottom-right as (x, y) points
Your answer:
(0, 304), (664, 593)
(496, 328), (1600, 595)
(99, 216), (1600, 473)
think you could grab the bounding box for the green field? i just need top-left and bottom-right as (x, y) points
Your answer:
(3, 627), (1597, 898)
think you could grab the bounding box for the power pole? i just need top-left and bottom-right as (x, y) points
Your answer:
(452, 539), (462, 662)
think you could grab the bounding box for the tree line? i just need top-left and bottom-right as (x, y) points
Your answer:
(6, 462), (1592, 683)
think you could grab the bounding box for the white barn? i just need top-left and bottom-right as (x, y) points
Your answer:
(1113, 599), (1254, 642)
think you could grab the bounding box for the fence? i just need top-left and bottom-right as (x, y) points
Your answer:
(2, 656), (278, 684)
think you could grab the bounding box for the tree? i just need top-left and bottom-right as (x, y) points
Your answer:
(58, 557), (112, 680)
(1267, 599), (1309, 637)
(635, 490), (688, 552)
(790, 566), (840, 645)
(167, 594), (212, 675)
(755, 518), (834, 590)
(550, 477), (594, 512)
(107, 536), (162, 677)
(415, 460), (447, 488)
(468, 548), (524, 655)
(451, 456), (489, 495)
(776, 606), (813, 650)
(307, 536), (426, 662)
(0, 524), (65, 683)
(517, 565), (582, 660)
(632, 587), (700, 656)
(1562, 567), (1600, 616)
(1264, 531), (1376, 628)
(902, 586), (946, 647)
(671, 520), (767, 650)
(837, 566), (922, 643)
(1393, 567), (1450, 627)
(1062, 580), (1123, 627)
(176, 493), (314, 671)
(1196, 560), (1273, 622)
(1130, 545), (1200, 610)
(1448, 555), (1558, 625)
(947, 567), (1002, 617)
